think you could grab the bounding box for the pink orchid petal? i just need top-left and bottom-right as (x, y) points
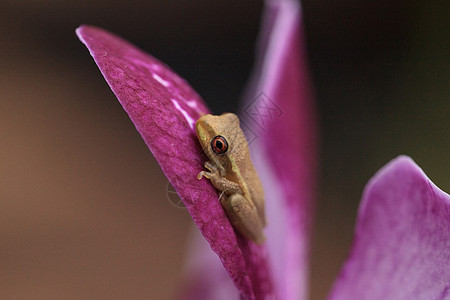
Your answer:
(179, 0), (316, 298)
(76, 25), (274, 299)
(329, 156), (450, 300)
(242, 0), (317, 299)
(179, 228), (273, 300)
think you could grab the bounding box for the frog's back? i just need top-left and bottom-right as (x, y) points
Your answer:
(233, 142), (266, 226)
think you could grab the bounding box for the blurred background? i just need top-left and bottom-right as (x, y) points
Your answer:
(0, 0), (448, 299)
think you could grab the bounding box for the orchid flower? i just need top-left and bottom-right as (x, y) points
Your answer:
(76, 0), (450, 299)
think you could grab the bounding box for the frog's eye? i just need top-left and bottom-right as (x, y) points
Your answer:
(211, 135), (228, 155)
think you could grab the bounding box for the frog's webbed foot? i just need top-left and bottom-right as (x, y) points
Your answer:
(197, 161), (220, 180)
(197, 170), (212, 180)
(197, 161), (242, 194)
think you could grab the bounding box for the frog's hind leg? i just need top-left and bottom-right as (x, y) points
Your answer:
(221, 194), (266, 244)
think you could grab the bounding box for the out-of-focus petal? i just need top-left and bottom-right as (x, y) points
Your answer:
(178, 228), (240, 300)
(329, 156), (450, 300)
(76, 25), (274, 299)
(241, 0), (317, 299)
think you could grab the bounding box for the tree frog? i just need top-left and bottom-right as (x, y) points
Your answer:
(196, 113), (266, 244)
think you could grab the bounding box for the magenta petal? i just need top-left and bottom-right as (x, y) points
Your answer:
(242, 0), (317, 299)
(76, 25), (273, 299)
(329, 156), (450, 300)
(179, 0), (316, 298)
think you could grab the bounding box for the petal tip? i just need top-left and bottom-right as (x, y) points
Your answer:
(369, 155), (418, 185)
(76, 25), (95, 45)
(75, 24), (88, 38)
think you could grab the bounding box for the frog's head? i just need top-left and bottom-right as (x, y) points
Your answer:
(195, 113), (245, 175)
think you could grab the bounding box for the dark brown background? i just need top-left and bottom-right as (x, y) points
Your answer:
(0, 0), (448, 299)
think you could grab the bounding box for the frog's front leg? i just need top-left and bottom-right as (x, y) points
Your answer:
(222, 193), (266, 244)
(197, 161), (242, 194)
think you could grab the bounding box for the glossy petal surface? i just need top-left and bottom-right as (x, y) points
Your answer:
(329, 156), (450, 300)
(76, 25), (274, 299)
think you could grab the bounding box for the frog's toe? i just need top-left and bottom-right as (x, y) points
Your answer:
(204, 161), (217, 172)
(197, 171), (212, 180)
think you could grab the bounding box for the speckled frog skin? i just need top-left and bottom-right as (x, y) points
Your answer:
(196, 113), (266, 244)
